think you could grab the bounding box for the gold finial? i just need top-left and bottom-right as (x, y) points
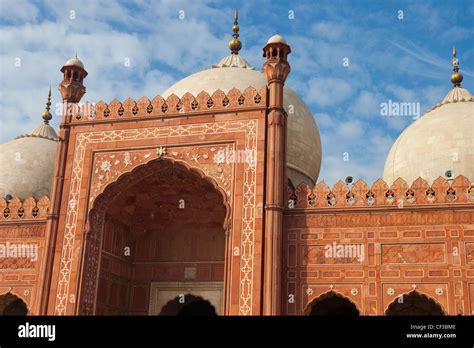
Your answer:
(228, 8), (242, 55)
(450, 45), (463, 87)
(41, 87), (52, 124)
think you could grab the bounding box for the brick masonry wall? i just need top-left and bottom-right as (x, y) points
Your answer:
(282, 177), (474, 315)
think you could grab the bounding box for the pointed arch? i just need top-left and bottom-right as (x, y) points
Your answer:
(0, 291), (28, 315)
(78, 157), (231, 315)
(89, 157), (231, 231)
(385, 290), (446, 316)
(304, 290), (360, 316)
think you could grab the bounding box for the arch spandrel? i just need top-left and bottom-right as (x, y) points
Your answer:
(87, 144), (234, 220)
(384, 289), (447, 316)
(88, 157), (232, 232)
(303, 289), (361, 316)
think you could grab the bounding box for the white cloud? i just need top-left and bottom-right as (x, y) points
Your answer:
(337, 119), (363, 139)
(384, 84), (418, 102)
(314, 112), (334, 128)
(0, 0), (38, 23)
(305, 77), (353, 107)
(351, 90), (385, 117)
(0, 1), (232, 143)
(311, 20), (346, 41)
(318, 127), (396, 186)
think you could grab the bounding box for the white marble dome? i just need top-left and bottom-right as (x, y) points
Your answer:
(0, 124), (58, 199)
(163, 54), (322, 185)
(383, 86), (474, 185)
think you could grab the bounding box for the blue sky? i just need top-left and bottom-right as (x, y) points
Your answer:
(0, 0), (473, 185)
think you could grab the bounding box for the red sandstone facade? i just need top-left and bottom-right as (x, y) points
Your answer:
(0, 39), (473, 316)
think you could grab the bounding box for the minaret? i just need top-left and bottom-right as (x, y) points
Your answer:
(58, 54), (88, 103)
(450, 46), (463, 87)
(41, 56), (87, 313)
(262, 34), (291, 315)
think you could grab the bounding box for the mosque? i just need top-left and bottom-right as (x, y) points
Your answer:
(0, 10), (473, 316)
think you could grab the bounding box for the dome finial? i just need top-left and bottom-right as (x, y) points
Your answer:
(228, 8), (242, 55)
(41, 87), (53, 124)
(450, 45), (463, 87)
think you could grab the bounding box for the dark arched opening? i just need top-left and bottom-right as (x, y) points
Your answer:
(306, 291), (359, 316)
(385, 291), (445, 316)
(0, 292), (28, 316)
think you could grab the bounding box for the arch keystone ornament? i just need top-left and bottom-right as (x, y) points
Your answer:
(156, 146), (167, 157)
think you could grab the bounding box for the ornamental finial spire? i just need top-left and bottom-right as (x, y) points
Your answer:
(451, 46), (463, 87)
(41, 87), (52, 124)
(228, 8), (242, 55)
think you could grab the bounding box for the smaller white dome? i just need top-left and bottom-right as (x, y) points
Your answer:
(0, 136), (57, 199)
(64, 57), (84, 69)
(0, 119), (58, 199)
(383, 86), (474, 185)
(267, 34), (287, 44)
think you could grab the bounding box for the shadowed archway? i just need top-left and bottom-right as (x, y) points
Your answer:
(79, 158), (231, 315)
(305, 291), (360, 316)
(385, 291), (445, 316)
(0, 292), (28, 316)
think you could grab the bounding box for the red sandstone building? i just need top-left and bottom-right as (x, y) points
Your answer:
(0, 12), (473, 316)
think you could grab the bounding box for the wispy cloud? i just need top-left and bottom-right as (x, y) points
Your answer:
(391, 40), (474, 77)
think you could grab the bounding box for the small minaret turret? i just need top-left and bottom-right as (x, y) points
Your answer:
(58, 54), (88, 103)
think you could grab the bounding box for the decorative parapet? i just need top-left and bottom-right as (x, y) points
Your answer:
(0, 196), (50, 221)
(68, 86), (267, 123)
(287, 175), (474, 209)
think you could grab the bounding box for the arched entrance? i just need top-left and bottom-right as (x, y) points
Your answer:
(305, 291), (360, 316)
(385, 291), (445, 316)
(159, 294), (217, 316)
(79, 159), (230, 315)
(0, 292), (28, 315)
